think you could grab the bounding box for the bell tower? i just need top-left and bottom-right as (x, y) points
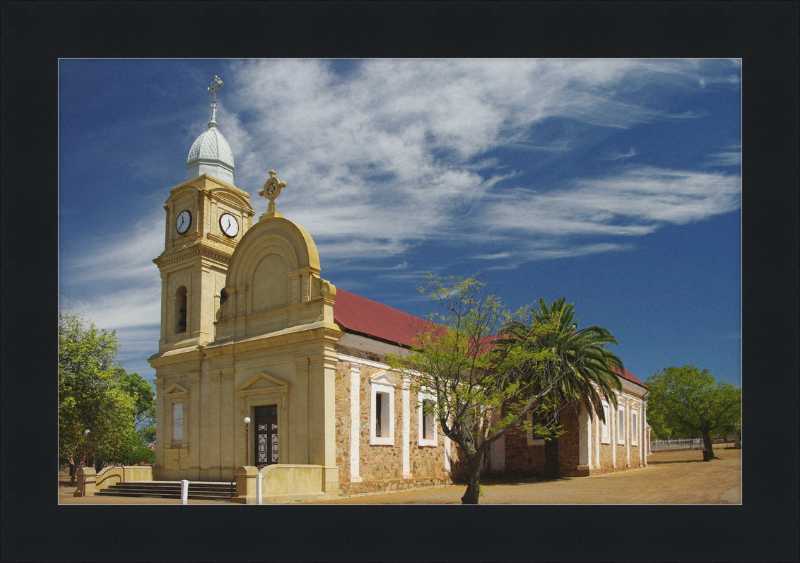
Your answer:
(152, 76), (255, 351)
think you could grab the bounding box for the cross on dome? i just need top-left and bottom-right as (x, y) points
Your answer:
(207, 75), (223, 126)
(186, 75), (235, 183)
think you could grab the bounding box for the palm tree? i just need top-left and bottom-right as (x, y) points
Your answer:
(504, 297), (623, 479)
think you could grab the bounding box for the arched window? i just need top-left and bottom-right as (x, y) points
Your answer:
(175, 286), (187, 334)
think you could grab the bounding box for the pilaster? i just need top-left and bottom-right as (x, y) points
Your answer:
(612, 399), (617, 469)
(578, 407), (592, 470)
(219, 368), (236, 475)
(188, 372), (201, 470)
(643, 402), (648, 467)
(489, 410), (505, 472)
(293, 356), (311, 465)
(153, 379), (166, 480)
(401, 374), (412, 479)
(625, 398), (631, 468)
(349, 362), (362, 481)
(594, 409), (601, 468)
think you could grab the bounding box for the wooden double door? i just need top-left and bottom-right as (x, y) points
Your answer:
(255, 405), (278, 466)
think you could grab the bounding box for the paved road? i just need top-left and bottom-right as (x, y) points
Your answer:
(59, 446), (740, 505)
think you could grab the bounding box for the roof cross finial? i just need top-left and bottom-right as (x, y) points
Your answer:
(207, 75), (223, 126)
(258, 170), (287, 219)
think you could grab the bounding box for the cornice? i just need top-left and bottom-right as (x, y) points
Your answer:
(169, 174), (251, 201)
(154, 241), (234, 268)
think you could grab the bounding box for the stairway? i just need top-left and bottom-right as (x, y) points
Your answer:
(95, 481), (235, 501)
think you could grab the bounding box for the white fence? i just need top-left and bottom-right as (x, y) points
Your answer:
(649, 438), (703, 451)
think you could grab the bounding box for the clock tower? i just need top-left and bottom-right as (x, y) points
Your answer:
(153, 76), (254, 351)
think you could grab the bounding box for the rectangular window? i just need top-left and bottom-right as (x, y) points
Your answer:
(601, 401), (610, 444)
(375, 394), (384, 436)
(422, 400), (434, 440)
(618, 409), (625, 444)
(526, 411), (545, 446)
(370, 380), (395, 446)
(418, 393), (438, 446)
(631, 409), (638, 446)
(172, 402), (183, 442)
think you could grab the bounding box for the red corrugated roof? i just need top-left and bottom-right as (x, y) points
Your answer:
(611, 366), (647, 389)
(333, 288), (645, 389)
(333, 288), (434, 347)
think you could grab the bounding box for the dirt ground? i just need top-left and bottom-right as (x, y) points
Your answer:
(58, 446), (740, 505)
(306, 445), (742, 505)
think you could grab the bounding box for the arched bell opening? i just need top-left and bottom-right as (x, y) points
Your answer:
(175, 286), (188, 334)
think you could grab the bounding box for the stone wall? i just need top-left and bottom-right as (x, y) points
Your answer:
(334, 359), (452, 495)
(502, 427), (545, 476)
(334, 359), (351, 478)
(557, 407), (580, 472)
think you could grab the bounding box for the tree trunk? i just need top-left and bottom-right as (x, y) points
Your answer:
(701, 431), (715, 459)
(544, 437), (562, 480)
(68, 461), (77, 486)
(461, 455), (483, 504)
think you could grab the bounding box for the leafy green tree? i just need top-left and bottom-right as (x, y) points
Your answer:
(646, 365), (741, 459)
(59, 304), (137, 481)
(388, 274), (562, 504)
(503, 297), (623, 479)
(117, 369), (156, 444)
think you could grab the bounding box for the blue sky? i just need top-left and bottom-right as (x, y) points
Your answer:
(58, 59), (742, 387)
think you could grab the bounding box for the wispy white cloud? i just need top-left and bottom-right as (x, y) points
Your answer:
(703, 147), (741, 167)
(473, 252), (513, 260)
(481, 167), (741, 238)
(214, 59), (740, 271)
(63, 212), (164, 285)
(608, 148), (637, 160)
(484, 243), (634, 269)
(61, 212), (164, 374)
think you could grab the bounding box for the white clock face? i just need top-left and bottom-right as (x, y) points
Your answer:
(219, 213), (239, 238)
(176, 210), (191, 234)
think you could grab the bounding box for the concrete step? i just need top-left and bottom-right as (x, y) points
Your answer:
(96, 481), (235, 500)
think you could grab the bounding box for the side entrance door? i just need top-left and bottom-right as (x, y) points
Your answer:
(255, 405), (278, 466)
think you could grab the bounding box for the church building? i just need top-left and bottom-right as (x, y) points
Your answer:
(148, 78), (648, 499)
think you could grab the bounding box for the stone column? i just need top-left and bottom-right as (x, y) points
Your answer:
(402, 374), (412, 479)
(349, 362), (362, 482)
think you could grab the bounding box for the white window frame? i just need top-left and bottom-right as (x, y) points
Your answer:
(631, 408), (638, 446)
(370, 379), (395, 446)
(601, 401), (610, 444)
(417, 392), (438, 447)
(618, 408), (626, 445)
(526, 412), (545, 446)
